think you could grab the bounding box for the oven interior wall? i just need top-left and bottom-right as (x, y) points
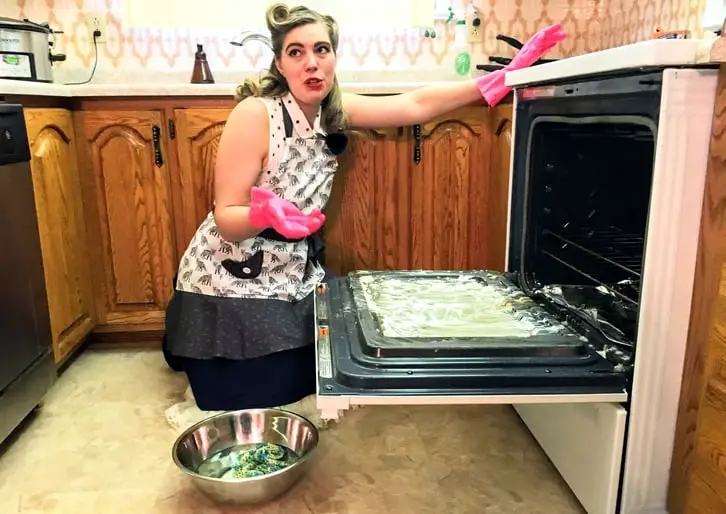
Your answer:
(523, 119), (656, 341)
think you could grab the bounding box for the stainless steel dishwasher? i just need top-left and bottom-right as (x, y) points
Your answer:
(0, 103), (57, 447)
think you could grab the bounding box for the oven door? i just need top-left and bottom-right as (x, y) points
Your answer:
(314, 270), (628, 419)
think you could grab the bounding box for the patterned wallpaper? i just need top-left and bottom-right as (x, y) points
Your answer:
(5, 0), (710, 84)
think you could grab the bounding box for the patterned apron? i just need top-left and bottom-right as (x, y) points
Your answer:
(165, 92), (338, 361)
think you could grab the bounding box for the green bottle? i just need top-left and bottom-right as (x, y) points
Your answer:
(452, 19), (471, 79)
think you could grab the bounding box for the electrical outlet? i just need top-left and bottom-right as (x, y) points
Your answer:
(85, 11), (107, 43)
(467, 14), (483, 44)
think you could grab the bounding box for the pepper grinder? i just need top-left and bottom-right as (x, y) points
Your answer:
(190, 43), (215, 84)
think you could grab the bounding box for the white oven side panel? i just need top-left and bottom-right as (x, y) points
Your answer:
(508, 67), (718, 514)
(514, 402), (627, 514)
(619, 67), (718, 514)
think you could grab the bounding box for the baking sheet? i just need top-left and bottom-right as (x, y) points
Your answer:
(351, 271), (573, 340)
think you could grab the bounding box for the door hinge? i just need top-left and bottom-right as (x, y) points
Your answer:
(168, 119), (176, 140)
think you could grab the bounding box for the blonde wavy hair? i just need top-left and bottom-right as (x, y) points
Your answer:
(235, 3), (347, 132)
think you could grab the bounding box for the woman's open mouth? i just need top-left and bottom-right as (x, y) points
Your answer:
(304, 78), (324, 90)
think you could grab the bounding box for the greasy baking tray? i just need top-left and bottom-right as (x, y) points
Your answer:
(346, 270), (588, 358)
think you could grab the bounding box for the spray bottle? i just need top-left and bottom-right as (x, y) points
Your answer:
(447, 7), (471, 79)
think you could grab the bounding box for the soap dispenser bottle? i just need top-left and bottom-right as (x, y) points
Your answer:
(191, 43), (215, 84)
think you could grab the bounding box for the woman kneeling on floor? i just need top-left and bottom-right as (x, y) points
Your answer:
(161, 2), (563, 428)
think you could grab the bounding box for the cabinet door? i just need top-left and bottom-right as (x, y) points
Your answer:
(323, 127), (411, 275)
(487, 104), (514, 271)
(76, 110), (176, 332)
(411, 105), (504, 270)
(24, 108), (95, 363)
(172, 108), (232, 257)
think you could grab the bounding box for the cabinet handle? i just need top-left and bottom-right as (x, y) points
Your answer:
(413, 124), (421, 164)
(168, 119), (176, 140)
(152, 124), (163, 168)
(495, 118), (509, 135)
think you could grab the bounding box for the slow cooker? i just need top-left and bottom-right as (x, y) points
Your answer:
(0, 17), (66, 82)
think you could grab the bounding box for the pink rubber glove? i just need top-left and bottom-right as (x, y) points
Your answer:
(248, 187), (325, 239)
(476, 24), (567, 107)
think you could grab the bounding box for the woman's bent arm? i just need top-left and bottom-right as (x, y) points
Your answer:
(213, 98), (269, 242)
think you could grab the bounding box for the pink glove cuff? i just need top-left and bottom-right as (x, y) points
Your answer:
(475, 70), (508, 107)
(247, 206), (271, 230)
(474, 70), (500, 93)
(248, 189), (273, 230)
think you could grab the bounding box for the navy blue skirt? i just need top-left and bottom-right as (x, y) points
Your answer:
(164, 344), (316, 411)
(162, 268), (333, 411)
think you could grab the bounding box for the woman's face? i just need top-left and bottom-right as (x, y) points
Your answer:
(275, 22), (337, 108)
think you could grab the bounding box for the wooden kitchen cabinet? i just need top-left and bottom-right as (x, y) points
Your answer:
(325, 102), (512, 275)
(172, 107), (231, 257)
(488, 103), (514, 271)
(74, 110), (176, 333)
(324, 126), (412, 273)
(168, 103), (511, 278)
(66, 100), (512, 338)
(24, 108), (95, 363)
(669, 66), (726, 514)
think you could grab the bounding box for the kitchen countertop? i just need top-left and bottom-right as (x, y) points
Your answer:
(0, 79), (457, 98)
(9, 39), (721, 98)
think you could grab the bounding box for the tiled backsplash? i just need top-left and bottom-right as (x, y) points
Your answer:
(7, 0), (709, 84)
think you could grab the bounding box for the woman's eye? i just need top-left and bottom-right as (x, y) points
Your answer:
(317, 46), (330, 54)
(289, 49), (300, 57)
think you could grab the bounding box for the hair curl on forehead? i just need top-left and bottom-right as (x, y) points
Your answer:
(266, 4), (339, 58)
(235, 3), (347, 132)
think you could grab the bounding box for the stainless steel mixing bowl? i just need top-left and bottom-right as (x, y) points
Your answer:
(171, 408), (319, 505)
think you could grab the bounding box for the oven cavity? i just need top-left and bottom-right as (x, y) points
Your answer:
(520, 117), (655, 368)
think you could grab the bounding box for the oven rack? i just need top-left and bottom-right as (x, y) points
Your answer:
(550, 123), (654, 141)
(541, 227), (643, 305)
(543, 228), (643, 275)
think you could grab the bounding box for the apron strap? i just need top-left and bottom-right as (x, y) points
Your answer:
(257, 228), (325, 264)
(273, 101), (325, 263)
(258, 227), (304, 243)
(281, 104), (294, 138)
(306, 232), (325, 264)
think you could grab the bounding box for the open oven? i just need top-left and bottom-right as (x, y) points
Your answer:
(315, 67), (717, 514)
(315, 72), (662, 410)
